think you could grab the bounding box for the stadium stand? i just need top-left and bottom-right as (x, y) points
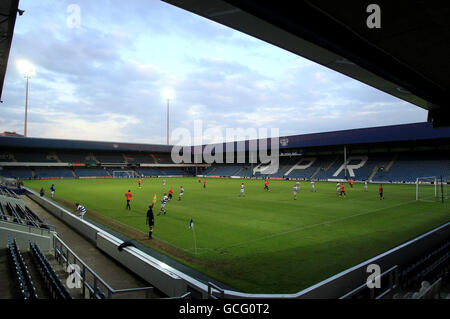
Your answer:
(29, 241), (72, 299)
(0, 186), (50, 229)
(73, 167), (111, 178)
(7, 237), (38, 299)
(372, 153), (449, 183)
(135, 168), (163, 177)
(56, 152), (93, 164)
(13, 150), (58, 163)
(159, 168), (190, 176)
(0, 167), (33, 179)
(0, 122), (448, 184)
(154, 153), (174, 164)
(34, 167), (75, 179)
(95, 152), (126, 164)
(339, 239), (449, 299)
(206, 165), (243, 176)
(124, 153), (156, 164)
(0, 152), (15, 162)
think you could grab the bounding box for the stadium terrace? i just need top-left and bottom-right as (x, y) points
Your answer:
(0, 121), (449, 182)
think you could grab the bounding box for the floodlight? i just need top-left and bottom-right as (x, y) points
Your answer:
(17, 60), (36, 78)
(162, 88), (174, 100)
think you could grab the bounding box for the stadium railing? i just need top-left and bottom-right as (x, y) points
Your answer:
(339, 265), (399, 299)
(207, 282), (225, 299)
(417, 277), (442, 299)
(25, 206), (51, 230)
(0, 202), (52, 230)
(0, 203), (7, 221)
(14, 204), (39, 228)
(398, 241), (450, 290)
(160, 292), (192, 300)
(53, 234), (155, 299)
(5, 202), (22, 225)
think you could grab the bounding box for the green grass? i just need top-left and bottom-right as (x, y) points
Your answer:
(24, 177), (449, 294)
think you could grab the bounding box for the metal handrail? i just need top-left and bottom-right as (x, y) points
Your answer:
(160, 292), (191, 300)
(208, 281), (225, 299)
(53, 234), (154, 299)
(339, 265), (399, 299)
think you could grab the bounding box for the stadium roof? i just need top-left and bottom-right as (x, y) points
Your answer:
(0, 0), (19, 101)
(195, 122), (450, 153)
(163, 0), (450, 127)
(275, 121), (450, 150)
(1, 122), (449, 154)
(0, 136), (173, 153)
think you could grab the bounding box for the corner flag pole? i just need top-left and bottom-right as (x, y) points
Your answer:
(193, 227), (197, 255)
(189, 219), (197, 255)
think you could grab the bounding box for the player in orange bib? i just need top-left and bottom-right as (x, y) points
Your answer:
(379, 184), (384, 200)
(168, 187), (174, 200)
(203, 179), (207, 189)
(264, 180), (270, 191)
(125, 190), (133, 210)
(138, 179), (142, 188)
(340, 184), (346, 196)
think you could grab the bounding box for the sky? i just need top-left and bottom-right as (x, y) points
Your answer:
(1, 0), (428, 146)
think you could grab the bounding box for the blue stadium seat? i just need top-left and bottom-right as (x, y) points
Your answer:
(29, 241), (72, 299)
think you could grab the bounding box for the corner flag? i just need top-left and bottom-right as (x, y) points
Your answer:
(189, 218), (196, 254)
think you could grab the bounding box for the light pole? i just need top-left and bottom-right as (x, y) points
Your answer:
(166, 98), (170, 145)
(17, 60), (35, 137)
(162, 88), (174, 145)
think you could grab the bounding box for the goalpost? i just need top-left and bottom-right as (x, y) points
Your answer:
(415, 176), (438, 202)
(112, 170), (138, 178)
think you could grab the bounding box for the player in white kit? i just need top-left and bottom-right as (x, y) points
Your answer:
(239, 183), (245, 197)
(311, 180), (316, 192)
(293, 185), (298, 200)
(158, 193), (169, 215)
(178, 186), (184, 200)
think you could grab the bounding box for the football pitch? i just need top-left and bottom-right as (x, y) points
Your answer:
(24, 177), (449, 294)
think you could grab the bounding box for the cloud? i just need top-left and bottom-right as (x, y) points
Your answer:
(27, 110), (140, 142)
(0, 0), (428, 145)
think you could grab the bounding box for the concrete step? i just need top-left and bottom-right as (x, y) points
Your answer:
(45, 253), (84, 299)
(0, 248), (21, 299)
(22, 251), (52, 299)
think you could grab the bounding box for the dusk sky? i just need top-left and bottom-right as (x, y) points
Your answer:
(1, 0), (428, 145)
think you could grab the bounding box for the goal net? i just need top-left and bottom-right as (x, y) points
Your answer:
(112, 170), (138, 178)
(415, 176), (438, 202)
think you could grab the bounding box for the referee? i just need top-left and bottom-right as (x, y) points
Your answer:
(146, 204), (154, 239)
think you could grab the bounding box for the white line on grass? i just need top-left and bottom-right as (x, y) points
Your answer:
(202, 199), (418, 255)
